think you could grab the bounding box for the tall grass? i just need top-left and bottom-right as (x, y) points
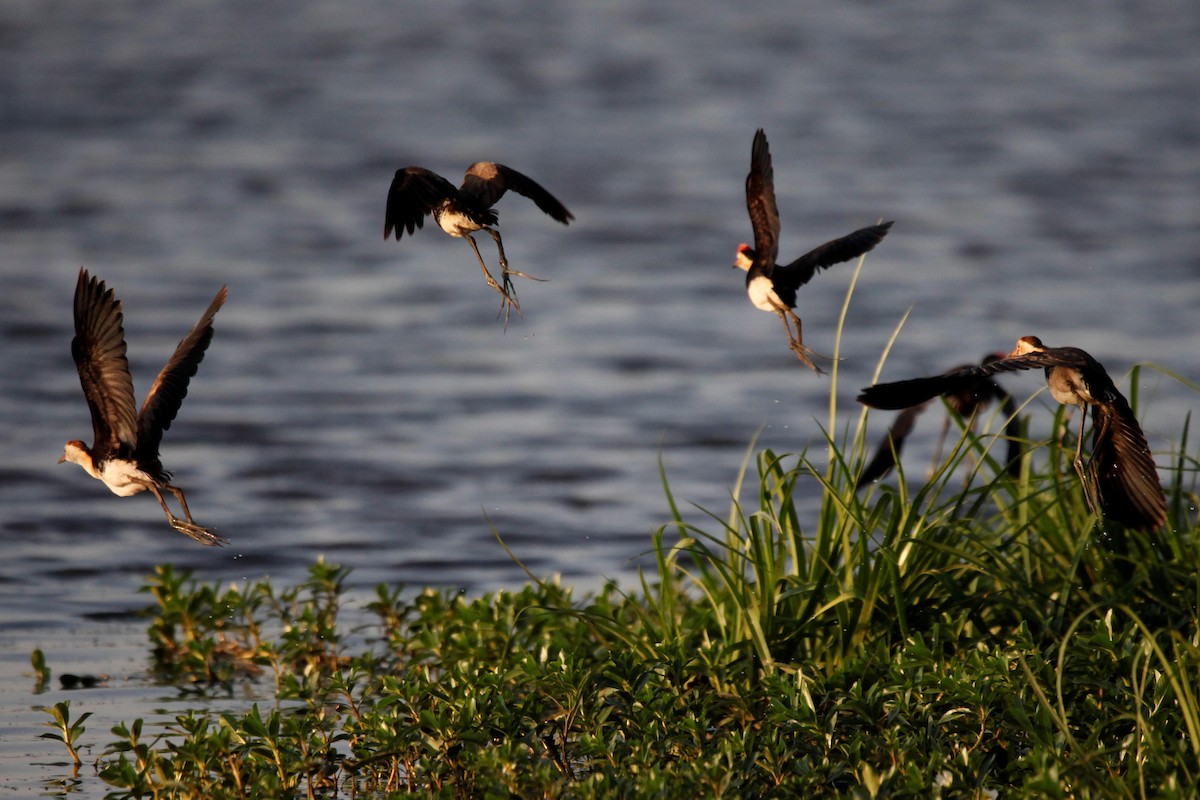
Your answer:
(650, 252), (1199, 679)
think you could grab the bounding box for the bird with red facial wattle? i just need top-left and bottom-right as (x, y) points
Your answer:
(735, 128), (892, 372)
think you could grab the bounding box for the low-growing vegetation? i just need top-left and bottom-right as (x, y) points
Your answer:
(38, 390), (1200, 798)
(36, 271), (1200, 797)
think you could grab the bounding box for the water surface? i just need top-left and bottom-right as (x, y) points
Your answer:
(1, 1), (1197, 793)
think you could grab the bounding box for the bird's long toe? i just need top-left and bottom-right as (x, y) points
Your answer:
(491, 276), (522, 329)
(788, 341), (825, 374)
(502, 267), (548, 284)
(171, 519), (228, 547)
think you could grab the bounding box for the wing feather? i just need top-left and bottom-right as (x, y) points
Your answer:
(744, 129), (780, 278)
(461, 162), (574, 224)
(72, 269), (138, 458)
(135, 286), (227, 466)
(1091, 400), (1167, 530)
(384, 167), (458, 240)
(775, 221), (893, 291)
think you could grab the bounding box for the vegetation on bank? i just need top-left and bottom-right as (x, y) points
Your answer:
(35, 266), (1200, 797)
(36, 390), (1200, 798)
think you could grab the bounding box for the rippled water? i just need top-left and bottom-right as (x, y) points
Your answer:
(2, 0), (1198, 793)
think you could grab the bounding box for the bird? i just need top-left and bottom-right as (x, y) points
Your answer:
(384, 161), (573, 324)
(857, 336), (1167, 530)
(856, 354), (1022, 488)
(735, 128), (892, 372)
(59, 269), (228, 546)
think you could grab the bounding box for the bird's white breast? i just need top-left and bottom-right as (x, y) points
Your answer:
(1046, 367), (1093, 407)
(747, 275), (782, 313)
(435, 207), (482, 237)
(99, 460), (153, 497)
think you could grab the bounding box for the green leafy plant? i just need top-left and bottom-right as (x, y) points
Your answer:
(39, 700), (92, 770)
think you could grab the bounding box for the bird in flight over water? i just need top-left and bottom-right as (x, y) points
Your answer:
(735, 128), (892, 372)
(385, 160), (573, 326)
(858, 336), (1167, 531)
(59, 269), (228, 546)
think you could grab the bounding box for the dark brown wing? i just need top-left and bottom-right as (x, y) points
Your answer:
(858, 370), (982, 410)
(384, 167), (459, 240)
(744, 129), (781, 281)
(775, 221), (893, 291)
(857, 359), (1018, 486)
(460, 162), (574, 224)
(856, 404), (927, 487)
(994, 349), (1079, 372)
(1090, 399), (1167, 530)
(134, 286), (227, 466)
(859, 350), (1074, 410)
(71, 269), (137, 459)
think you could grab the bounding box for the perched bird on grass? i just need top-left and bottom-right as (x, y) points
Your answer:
(735, 128), (892, 372)
(856, 353), (1021, 488)
(59, 269), (228, 545)
(385, 161), (573, 325)
(858, 336), (1167, 530)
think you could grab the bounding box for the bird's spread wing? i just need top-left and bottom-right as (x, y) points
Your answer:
(857, 367), (983, 410)
(461, 162), (574, 224)
(384, 167), (459, 240)
(978, 349), (1088, 377)
(745, 129), (781, 277)
(858, 351), (1047, 410)
(776, 221), (893, 291)
(1091, 400), (1167, 530)
(858, 355), (1023, 483)
(72, 270), (138, 458)
(135, 286), (227, 464)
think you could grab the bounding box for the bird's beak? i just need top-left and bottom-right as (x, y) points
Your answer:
(57, 454), (66, 464)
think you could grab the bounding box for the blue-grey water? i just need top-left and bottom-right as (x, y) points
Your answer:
(2, 0), (1198, 793)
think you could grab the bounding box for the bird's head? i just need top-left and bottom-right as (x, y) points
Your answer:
(733, 243), (755, 272)
(1008, 336), (1046, 358)
(59, 440), (91, 467)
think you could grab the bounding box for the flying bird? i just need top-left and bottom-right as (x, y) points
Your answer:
(385, 161), (573, 323)
(59, 269), (228, 546)
(856, 354), (1021, 488)
(735, 128), (892, 372)
(857, 336), (1167, 530)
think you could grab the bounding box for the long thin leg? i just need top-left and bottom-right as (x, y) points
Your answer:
(483, 228), (544, 328)
(483, 227), (546, 285)
(463, 234), (506, 296)
(164, 483), (195, 522)
(465, 233), (522, 326)
(780, 308), (823, 374)
(140, 480), (226, 546)
(1071, 405), (1100, 516)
